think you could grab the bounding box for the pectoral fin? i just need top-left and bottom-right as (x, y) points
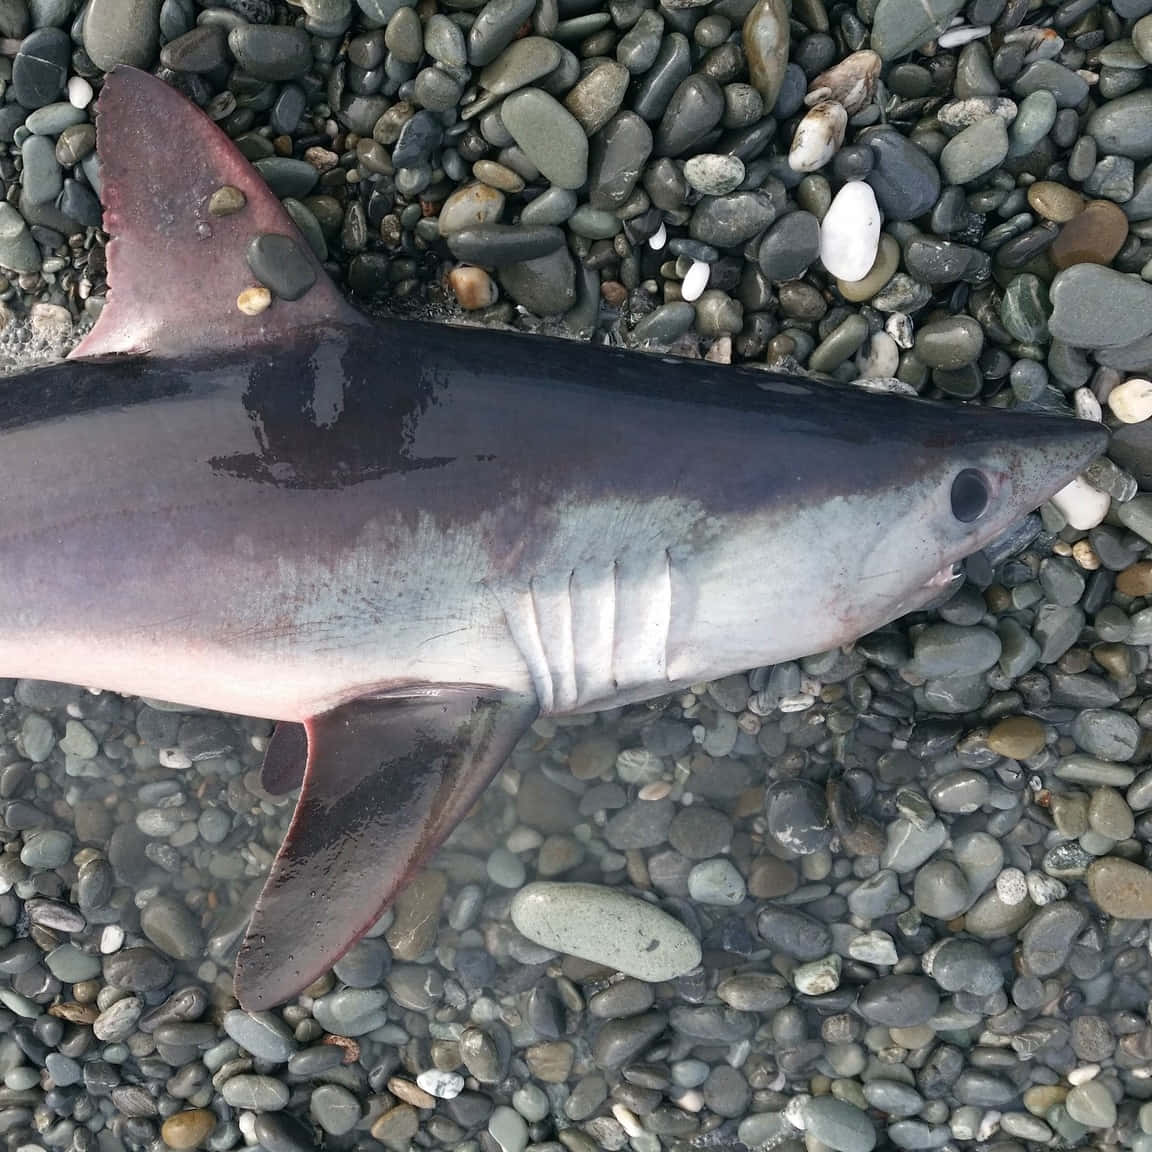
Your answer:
(234, 685), (537, 1010)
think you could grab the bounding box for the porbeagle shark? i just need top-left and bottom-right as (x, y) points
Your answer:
(0, 67), (1105, 1008)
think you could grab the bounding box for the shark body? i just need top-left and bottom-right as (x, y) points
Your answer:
(0, 68), (1107, 1007)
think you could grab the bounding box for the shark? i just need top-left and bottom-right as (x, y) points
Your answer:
(0, 66), (1106, 1009)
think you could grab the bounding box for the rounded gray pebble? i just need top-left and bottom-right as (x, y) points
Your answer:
(247, 233), (318, 301)
(857, 975), (939, 1025)
(223, 1010), (298, 1062)
(221, 1075), (291, 1112)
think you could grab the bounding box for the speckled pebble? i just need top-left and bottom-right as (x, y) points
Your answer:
(511, 882), (701, 980)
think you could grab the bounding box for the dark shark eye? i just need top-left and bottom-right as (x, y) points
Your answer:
(951, 469), (990, 523)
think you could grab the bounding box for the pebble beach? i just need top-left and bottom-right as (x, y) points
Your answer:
(4, 0), (1152, 1151)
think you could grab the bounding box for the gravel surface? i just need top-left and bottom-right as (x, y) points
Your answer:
(2, 0), (1152, 1149)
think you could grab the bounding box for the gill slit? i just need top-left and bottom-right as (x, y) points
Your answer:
(610, 558), (620, 692)
(526, 577), (552, 714)
(662, 546), (672, 683)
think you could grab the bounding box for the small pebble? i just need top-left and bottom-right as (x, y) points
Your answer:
(1109, 379), (1152, 424)
(237, 286), (272, 316)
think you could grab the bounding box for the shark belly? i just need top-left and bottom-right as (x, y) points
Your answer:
(0, 494), (533, 720)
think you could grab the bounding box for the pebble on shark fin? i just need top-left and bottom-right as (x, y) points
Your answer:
(246, 232), (317, 303)
(208, 185), (247, 217)
(237, 285), (273, 315)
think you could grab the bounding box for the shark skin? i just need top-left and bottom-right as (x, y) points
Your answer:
(0, 67), (1107, 1008)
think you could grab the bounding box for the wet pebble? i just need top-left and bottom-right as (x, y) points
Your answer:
(247, 234), (317, 302)
(1066, 1081), (1118, 1129)
(1048, 264), (1152, 348)
(940, 116), (1009, 184)
(802, 1097), (877, 1152)
(856, 975), (939, 1025)
(758, 211), (820, 281)
(310, 1085), (361, 1135)
(221, 1075), (291, 1112)
(1087, 856), (1152, 917)
(222, 1010), (297, 1062)
(161, 1111), (217, 1150)
(500, 88), (588, 189)
(510, 882), (701, 979)
(764, 779), (831, 854)
(684, 154), (745, 195)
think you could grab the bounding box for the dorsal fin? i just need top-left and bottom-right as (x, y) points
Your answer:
(70, 67), (365, 360)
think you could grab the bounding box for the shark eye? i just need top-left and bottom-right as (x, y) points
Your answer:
(951, 469), (990, 523)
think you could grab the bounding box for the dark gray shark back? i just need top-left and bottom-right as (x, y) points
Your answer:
(5, 315), (1104, 518)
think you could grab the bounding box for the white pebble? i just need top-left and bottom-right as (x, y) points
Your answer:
(100, 925), (124, 954)
(820, 180), (882, 281)
(416, 1070), (464, 1099)
(937, 23), (991, 46)
(995, 866), (1028, 905)
(856, 330), (900, 377)
(1051, 475), (1110, 531)
(788, 100), (847, 173)
(1107, 377), (1152, 423)
(886, 311), (914, 348)
(848, 929), (898, 965)
(638, 779), (671, 800)
(977, 1112), (1002, 1142)
(505, 826), (542, 852)
(779, 693), (816, 712)
(611, 1105), (644, 1137)
(784, 1095), (810, 1130)
(680, 259), (710, 303)
(1068, 1065), (1100, 1085)
(648, 222), (667, 251)
(68, 75), (93, 109)
(1074, 386), (1103, 422)
(159, 747), (192, 770)
(792, 953), (841, 994)
(1026, 871), (1067, 906)
(29, 302), (71, 341)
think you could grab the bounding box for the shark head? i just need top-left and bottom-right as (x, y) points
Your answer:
(664, 397), (1109, 683)
(856, 408), (1109, 620)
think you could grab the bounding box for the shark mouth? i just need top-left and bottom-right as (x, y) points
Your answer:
(918, 562), (967, 611)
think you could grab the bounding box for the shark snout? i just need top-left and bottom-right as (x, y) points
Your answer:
(1002, 414), (1111, 517)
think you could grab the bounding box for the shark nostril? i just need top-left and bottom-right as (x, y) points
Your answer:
(951, 469), (990, 523)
